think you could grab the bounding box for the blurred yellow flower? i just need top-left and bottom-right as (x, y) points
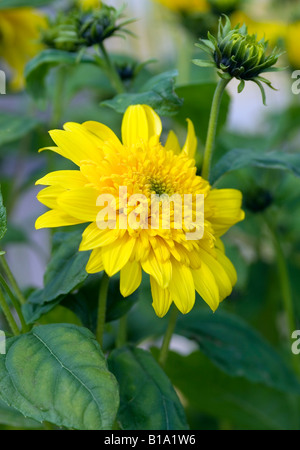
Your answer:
(0, 8), (46, 91)
(231, 11), (286, 46)
(285, 22), (300, 69)
(154, 0), (209, 13)
(78, 0), (102, 10)
(35, 105), (244, 318)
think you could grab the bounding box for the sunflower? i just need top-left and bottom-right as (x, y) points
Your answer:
(0, 8), (46, 91)
(35, 105), (244, 317)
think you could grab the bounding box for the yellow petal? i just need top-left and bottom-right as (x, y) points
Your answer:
(49, 128), (103, 166)
(35, 210), (84, 229)
(141, 249), (172, 288)
(168, 261), (195, 314)
(37, 186), (65, 209)
(120, 261), (142, 297)
(206, 189), (245, 237)
(82, 121), (123, 151)
(121, 105), (162, 147)
(215, 248), (237, 287)
(57, 187), (100, 222)
(150, 277), (172, 318)
(198, 248), (233, 301)
(36, 170), (87, 189)
(79, 222), (119, 251)
(165, 130), (181, 155)
(101, 233), (136, 276)
(86, 248), (104, 273)
(192, 263), (220, 312)
(182, 119), (197, 159)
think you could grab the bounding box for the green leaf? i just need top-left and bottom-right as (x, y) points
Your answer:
(211, 148), (300, 184)
(62, 275), (139, 333)
(0, 399), (41, 429)
(108, 346), (188, 430)
(25, 49), (94, 103)
(0, 114), (40, 148)
(176, 310), (300, 394)
(0, 324), (119, 430)
(174, 83), (230, 142)
(102, 70), (183, 117)
(0, 186), (7, 242)
(162, 351), (300, 430)
(23, 231), (90, 323)
(0, 0), (54, 8)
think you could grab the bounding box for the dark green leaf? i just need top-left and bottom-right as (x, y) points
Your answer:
(61, 274), (139, 332)
(211, 148), (300, 184)
(174, 83), (230, 142)
(0, 114), (40, 148)
(102, 70), (183, 117)
(176, 309), (300, 393)
(0, 324), (119, 430)
(0, 186), (7, 242)
(23, 231), (90, 323)
(25, 49), (93, 103)
(162, 351), (299, 430)
(108, 346), (188, 430)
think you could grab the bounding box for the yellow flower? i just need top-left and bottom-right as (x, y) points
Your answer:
(285, 22), (300, 69)
(78, 0), (102, 10)
(35, 105), (244, 317)
(0, 8), (46, 91)
(154, 0), (209, 13)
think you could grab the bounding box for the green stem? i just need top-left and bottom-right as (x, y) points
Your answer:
(99, 42), (125, 95)
(201, 78), (230, 180)
(159, 306), (179, 367)
(0, 255), (26, 305)
(265, 218), (296, 334)
(51, 65), (67, 128)
(0, 288), (20, 336)
(0, 274), (29, 333)
(265, 216), (300, 373)
(116, 315), (127, 349)
(96, 273), (110, 347)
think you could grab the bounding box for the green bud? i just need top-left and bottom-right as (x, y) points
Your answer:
(41, 13), (84, 52)
(193, 15), (284, 104)
(79, 5), (135, 47)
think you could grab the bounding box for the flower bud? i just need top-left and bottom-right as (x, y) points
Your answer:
(193, 15), (283, 104)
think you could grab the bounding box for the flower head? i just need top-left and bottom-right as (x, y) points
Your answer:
(42, 4), (133, 51)
(35, 105), (244, 317)
(0, 8), (46, 90)
(193, 15), (283, 104)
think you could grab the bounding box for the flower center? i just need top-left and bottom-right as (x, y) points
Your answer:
(148, 177), (173, 196)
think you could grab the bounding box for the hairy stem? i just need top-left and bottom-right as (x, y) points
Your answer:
(96, 273), (110, 347)
(159, 306), (179, 367)
(201, 78), (230, 180)
(0, 255), (26, 305)
(99, 42), (125, 95)
(0, 288), (20, 336)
